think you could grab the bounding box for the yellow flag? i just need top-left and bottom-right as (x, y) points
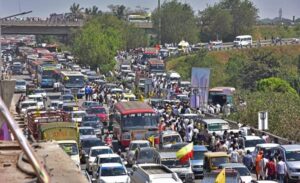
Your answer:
(148, 136), (155, 147)
(215, 168), (226, 183)
(176, 142), (193, 160)
(35, 106), (40, 117)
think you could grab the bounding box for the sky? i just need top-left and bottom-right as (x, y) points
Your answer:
(0, 0), (300, 19)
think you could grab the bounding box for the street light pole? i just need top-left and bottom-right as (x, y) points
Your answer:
(158, 0), (161, 45)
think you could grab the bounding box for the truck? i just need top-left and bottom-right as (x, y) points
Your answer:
(130, 163), (182, 183)
(27, 110), (80, 166)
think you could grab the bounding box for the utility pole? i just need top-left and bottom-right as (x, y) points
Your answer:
(158, 0), (161, 45)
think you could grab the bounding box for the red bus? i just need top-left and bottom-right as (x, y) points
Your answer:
(112, 101), (159, 148)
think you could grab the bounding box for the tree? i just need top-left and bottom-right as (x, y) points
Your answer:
(71, 15), (124, 73)
(199, 0), (258, 41)
(123, 24), (148, 50)
(70, 3), (84, 19)
(257, 77), (298, 95)
(152, 0), (198, 44)
(199, 6), (233, 41)
(107, 4), (127, 20)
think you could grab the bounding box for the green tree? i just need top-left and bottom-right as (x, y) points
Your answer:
(257, 77), (298, 95)
(71, 15), (124, 73)
(152, 0), (198, 44)
(123, 24), (148, 50)
(107, 4), (127, 20)
(199, 5), (233, 41)
(70, 3), (84, 19)
(85, 6), (102, 16)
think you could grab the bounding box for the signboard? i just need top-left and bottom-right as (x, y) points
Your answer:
(190, 68), (211, 109)
(258, 111), (268, 130)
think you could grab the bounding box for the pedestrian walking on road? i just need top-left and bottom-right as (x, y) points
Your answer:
(277, 156), (287, 183)
(243, 150), (253, 171)
(266, 157), (276, 180)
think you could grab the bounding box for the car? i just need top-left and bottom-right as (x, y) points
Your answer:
(91, 154), (125, 178)
(62, 88), (72, 95)
(70, 110), (87, 123)
(133, 147), (159, 165)
(81, 101), (100, 110)
(81, 170), (92, 183)
(242, 136), (265, 153)
(86, 106), (108, 122)
(219, 163), (252, 183)
(159, 130), (183, 149)
(62, 102), (78, 113)
(126, 140), (150, 165)
(62, 94), (74, 102)
(202, 169), (241, 183)
(191, 145), (208, 178)
(280, 144), (300, 182)
(49, 100), (63, 110)
(15, 80), (26, 93)
(93, 163), (130, 183)
(252, 143), (280, 165)
(79, 127), (97, 140)
(86, 146), (113, 173)
(80, 138), (105, 163)
(81, 120), (103, 138)
(19, 100), (38, 118)
(170, 142), (189, 151)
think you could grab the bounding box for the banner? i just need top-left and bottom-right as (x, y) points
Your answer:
(190, 68), (210, 109)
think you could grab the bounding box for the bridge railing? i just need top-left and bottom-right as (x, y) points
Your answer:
(0, 19), (84, 27)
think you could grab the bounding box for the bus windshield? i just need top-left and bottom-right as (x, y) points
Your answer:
(65, 76), (85, 88)
(122, 113), (157, 128)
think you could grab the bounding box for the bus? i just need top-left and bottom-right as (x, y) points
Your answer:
(37, 66), (59, 88)
(233, 35), (252, 47)
(147, 58), (165, 74)
(60, 71), (86, 95)
(127, 14), (150, 22)
(112, 101), (159, 148)
(208, 87), (235, 106)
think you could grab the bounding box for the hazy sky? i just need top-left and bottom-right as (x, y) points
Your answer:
(0, 0), (300, 19)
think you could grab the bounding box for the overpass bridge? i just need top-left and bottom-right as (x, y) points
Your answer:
(0, 19), (153, 35)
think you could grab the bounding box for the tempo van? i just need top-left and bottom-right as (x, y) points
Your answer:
(233, 35), (252, 47)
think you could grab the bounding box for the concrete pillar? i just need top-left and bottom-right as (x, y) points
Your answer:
(0, 80), (16, 109)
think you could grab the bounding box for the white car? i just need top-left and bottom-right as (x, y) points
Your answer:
(19, 100), (38, 119)
(15, 80), (26, 93)
(70, 110), (87, 123)
(126, 140), (150, 165)
(243, 136), (265, 153)
(86, 146), (113, 173)
(57, 140), (80, 169)
(94, 163), (130, 183)
(252, 143), (280, 165)
(79, 127), (97, 140)
(219, 163), (252, 183)
(92, 154), (125, 178)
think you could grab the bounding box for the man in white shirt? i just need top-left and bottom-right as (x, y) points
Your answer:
(277, 156), (287, 183)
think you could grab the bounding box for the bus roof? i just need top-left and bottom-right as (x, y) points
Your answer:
(209, 87), (235, 94)
(115, 101), (155, 115)
(60, 71), (84, 76)
(148, 59), (164, 65)
(235, 35), (252, 38)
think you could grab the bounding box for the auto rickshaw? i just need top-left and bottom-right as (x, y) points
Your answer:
(203, 152), (230, 173)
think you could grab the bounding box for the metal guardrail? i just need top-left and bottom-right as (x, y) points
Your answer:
(0, 19), (84, 27)
(204, 113), (292, 145)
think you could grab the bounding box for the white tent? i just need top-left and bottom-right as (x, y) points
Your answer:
(178, 40), (189, 47)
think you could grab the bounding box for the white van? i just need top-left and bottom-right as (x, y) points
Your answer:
(233, 35), (252, 47)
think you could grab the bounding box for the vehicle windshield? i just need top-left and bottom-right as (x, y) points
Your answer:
(58, 143), (78, 156)
(161, 159), (190, 168)
(65, 76), (85, 87)
(82, 122), (101, 129)
(79, 128), (95, 136)
(235, 38), (241, 41)
(83, 102), (99, 108)
(163, 135), (181, 144)
(87, 108), (106, 114)
(245, 139), (265, 147)
(211, 157), (228, 167)
(100, 157), (122, 164)
(16, 81), (26, 85)
(83, 116), (100, 122)
(150, 65), (164, 71)
(234, 167), (251, 176)
(63, 95), (74, 101)
(191, 150), (205, 160)
(100, 166), (126, 176)
(208, 123), (228, 132)
(81, 139), (102, 148)
(91, 149), (113, 157)
(130, 143), (149, 150)
(285, 151), (300, 161)
(72, 112), (86, 118)
(21, 103), (36, 108)
(123, 113), (157, 128)
(138, 150), (155, 161)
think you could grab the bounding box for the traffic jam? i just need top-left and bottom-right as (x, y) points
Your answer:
(2, 37), (299, 183)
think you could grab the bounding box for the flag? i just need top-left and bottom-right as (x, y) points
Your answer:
(148, 135), (155, 147)
(35, 106), (40, 117)
(215, 168), (226, 183)
(176, 142), (193, 163)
